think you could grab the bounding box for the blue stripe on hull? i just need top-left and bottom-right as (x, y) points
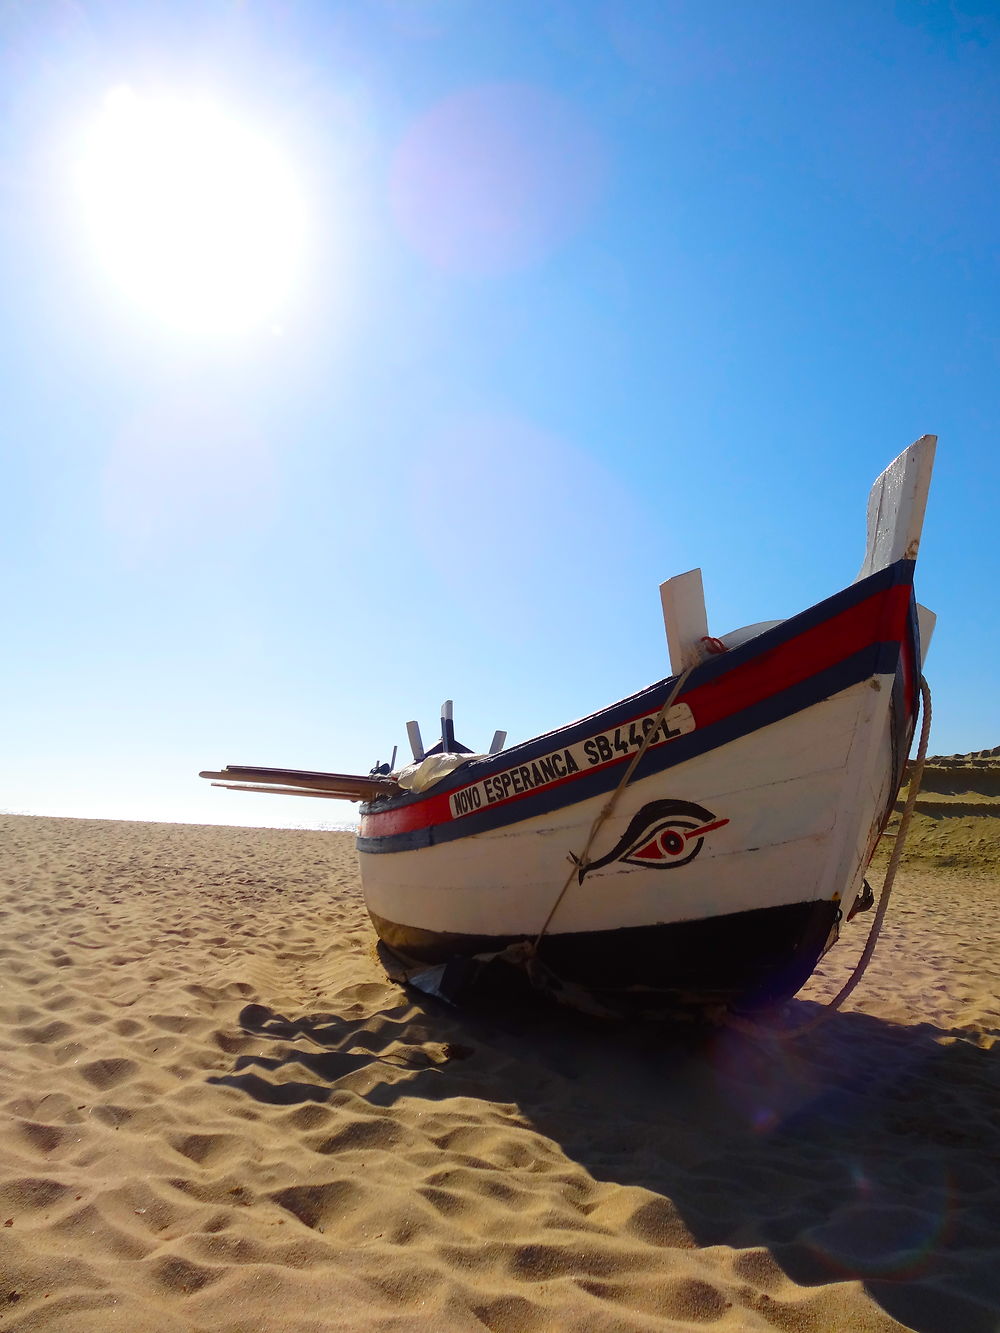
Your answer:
(366, 558), (914, 806)
(358, 639), (900, 855)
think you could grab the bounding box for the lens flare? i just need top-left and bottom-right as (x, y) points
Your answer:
(391, 83), (605, 274)
(803, 1155), (955, 1280)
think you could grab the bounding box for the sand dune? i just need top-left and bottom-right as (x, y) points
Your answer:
(1, 811), (999, 1331)
(880, 747), (1000, 872)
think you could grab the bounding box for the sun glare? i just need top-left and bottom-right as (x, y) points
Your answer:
(77, 88), (307, 336)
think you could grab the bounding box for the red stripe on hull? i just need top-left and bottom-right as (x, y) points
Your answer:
(361, 581), (913, 840)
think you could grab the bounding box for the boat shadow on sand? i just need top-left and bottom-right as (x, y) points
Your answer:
(210, 982), (1000, 1333)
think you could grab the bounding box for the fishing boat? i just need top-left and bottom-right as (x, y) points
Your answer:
(202, 436), (936, 1014)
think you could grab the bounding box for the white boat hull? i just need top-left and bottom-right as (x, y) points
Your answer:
(357, 545), (923, 1006)
(362, 676), (889, 938)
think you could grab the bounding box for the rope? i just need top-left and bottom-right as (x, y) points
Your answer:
(728, 672), (933, 1039)
(533, 661), (699, 948)
(524, 645), (931, 1038)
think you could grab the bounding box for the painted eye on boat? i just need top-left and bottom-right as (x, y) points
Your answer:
(578, 797), (729, 881)
(623, 821), (701, 868)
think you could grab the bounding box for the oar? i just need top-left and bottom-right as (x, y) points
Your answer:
(209, 782), (368, 801)
(200, 768), (397, 800)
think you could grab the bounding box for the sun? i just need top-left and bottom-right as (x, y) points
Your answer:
(76, 87), (307, 337)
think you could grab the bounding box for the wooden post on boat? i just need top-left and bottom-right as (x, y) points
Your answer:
(916, 605), (937, 667)
(406, 721), (425, 762)
(856, 434), (936, 581)
(441, 700), (456, 753)
(660, 568), (710, 674)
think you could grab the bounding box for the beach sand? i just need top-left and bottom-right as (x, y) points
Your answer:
(1, 760), (998, 1332)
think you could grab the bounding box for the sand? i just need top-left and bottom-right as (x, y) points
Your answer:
(1, 770), (998, 1332)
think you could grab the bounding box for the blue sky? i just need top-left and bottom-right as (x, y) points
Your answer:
(1, 0), (997, 828)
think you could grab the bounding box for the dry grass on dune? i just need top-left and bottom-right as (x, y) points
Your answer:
(0, 810), (998, 1332)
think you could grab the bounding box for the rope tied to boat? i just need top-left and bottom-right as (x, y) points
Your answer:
(533, 660), (699, 948)
(726, 672), (933, 1040)
(529, 662), (932, 1034)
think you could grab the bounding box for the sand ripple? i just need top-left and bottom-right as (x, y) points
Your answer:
(1, 814), (999, 1330)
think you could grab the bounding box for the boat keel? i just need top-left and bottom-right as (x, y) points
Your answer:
(370, 897), (841, 1014)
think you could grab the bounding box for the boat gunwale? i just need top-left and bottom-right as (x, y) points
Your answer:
(359, 558), (919, 841)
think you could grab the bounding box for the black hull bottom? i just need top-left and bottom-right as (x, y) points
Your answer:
(369, 898), (841, 1012)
